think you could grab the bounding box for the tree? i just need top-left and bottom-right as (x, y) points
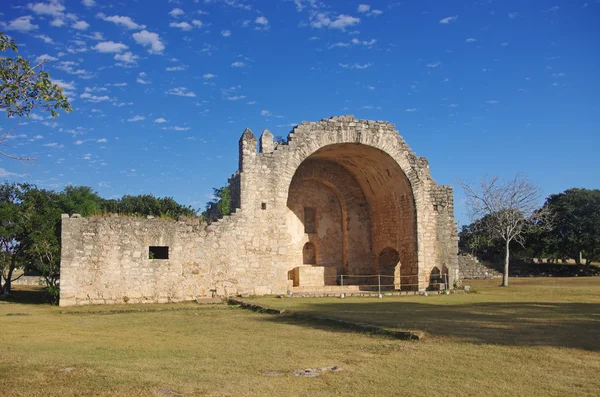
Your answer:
(0, 183), (28, 294)
(19, 186), (62, 301)
(459, 174), (552, 286)
(203, 185), (232, 221)
(542, 188), (600, 264)
(1, 32), (71, 162)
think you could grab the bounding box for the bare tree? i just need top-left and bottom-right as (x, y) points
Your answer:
(459, 173), (552, 286)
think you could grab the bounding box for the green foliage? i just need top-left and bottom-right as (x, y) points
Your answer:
(461, 188), (600, 266)
(203, 184), (232, 221)
(114, 194), (196, 218)
(541, 188), (600, 264)
(0, 182), (197, 300)
(0, 183), (28, 294)
(0, 32), (71, 119)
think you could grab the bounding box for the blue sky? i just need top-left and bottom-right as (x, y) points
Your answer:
(1, 0), (598, 225)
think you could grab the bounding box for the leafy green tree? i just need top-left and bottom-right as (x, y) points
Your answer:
(58, 186), (104, 217)
(112, 194), (196, 218)
(542, 188), (600, 264)
(1, 32), (71, 161)
(0, 183), (28, 294)
(203, 185), (232, 221)
(19, 186), (62, 301)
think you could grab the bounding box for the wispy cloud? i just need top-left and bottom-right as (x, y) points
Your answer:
(339, 62), (372, 70)
(98, 14), (146, 30)
(439, 15), (458, 24)
(127, 115), (145, 122)
(165, 87), (196, 97)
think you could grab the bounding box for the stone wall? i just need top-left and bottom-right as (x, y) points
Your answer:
(12, 276), (43, 286)
(60, 116), (459, 306)
(457, 253), (502, 279)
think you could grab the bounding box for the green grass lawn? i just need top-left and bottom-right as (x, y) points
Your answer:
(1, 278), (599, 397)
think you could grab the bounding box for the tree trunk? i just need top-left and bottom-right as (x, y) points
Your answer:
(5, 255), (17, 293)
(502, 239), (510, 287)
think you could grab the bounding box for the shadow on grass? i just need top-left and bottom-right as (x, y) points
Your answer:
(1, 286), (51, 305)
(259, 301), (600, 351)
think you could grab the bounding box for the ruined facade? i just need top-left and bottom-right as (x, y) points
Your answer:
(59, 116), (459, 306)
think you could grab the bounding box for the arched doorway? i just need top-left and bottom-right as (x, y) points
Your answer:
(379, 247), (401, 290)
(303, 242), (316, 265)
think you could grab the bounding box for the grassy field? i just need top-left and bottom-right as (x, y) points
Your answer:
(1, 278), (599, 396)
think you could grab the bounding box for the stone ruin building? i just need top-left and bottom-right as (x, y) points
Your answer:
(59, 116), (459, 306)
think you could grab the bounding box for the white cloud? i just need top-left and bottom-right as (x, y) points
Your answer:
(339, 62), (372, 70)
(35, 34), (54, 43)
(166, 65), (187, 71)
(405, 108), (417, 112)
(329, 42), (350, 48)
(440, 15), (458, 24)
(74, 140), (84, 145)
(5, 16), (38, 32)
(260, 110), (272, 116)
(51, 79), (76, 91)
(80, 92), (111, 102)
(94, 41), (128, 53)
(165, 87), (196, 97)
(350, 38), (376, 47)
(34, 54), (59, 64)
(221, 29), (231, 37)
(228, 95), (246, 101)
(169, 8), (185, 18)
(127, 115), (145, 122)
(170, 21), (193, 31)
(255, 16), (268, 25)
(28, 2), (65, 17)
(311, 13), (360, 30)
(82, 0), (96, 7)
(0, 168), (24, 178)
(96, 138), (107, 143)
(231, 61), (245, 68)
(136, 72), (150, 84)
(72, 20), (89, 30)
(203, 73), (216, 79)
(50, 18), (65, 27)
(426, 62), (441, 68)
(357, 4), (370, 13)
(154, 118), (167, 123)
(466, 38), (476, 43)
(132, 30), (165, 54)
(43, 142), (64, 148)
(162, 126), (190, 131)
(99, 14), (146, 30)
(192, 20), (203, 27)
(114, 51), (139, 66)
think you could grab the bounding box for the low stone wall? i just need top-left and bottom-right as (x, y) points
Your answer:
(12, 276), (44, 286)
(458, 254), (502, 279)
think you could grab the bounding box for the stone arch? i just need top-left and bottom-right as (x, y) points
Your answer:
(303, 242), (317, 265)
(274, 118), (428, 286)
(287, 146), (417, 268)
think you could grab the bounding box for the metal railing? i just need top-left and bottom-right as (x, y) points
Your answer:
(291, 273), (449, 298)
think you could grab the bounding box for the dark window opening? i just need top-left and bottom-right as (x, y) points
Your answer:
(149, 246), (169, 260)
(304, 207), (316, 233)
(261, 202), (267, 210)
